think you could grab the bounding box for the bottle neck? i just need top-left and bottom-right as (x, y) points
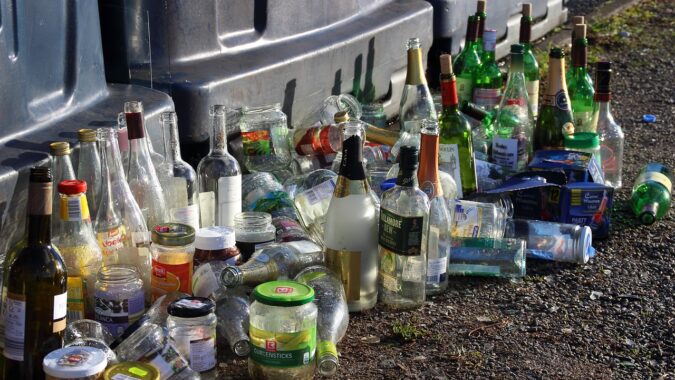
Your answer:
(545, 57), (568, 96)
(418, 133), (442, 197)
(162, 120), (182, 164)
(476, 14), (486, 41)
(396, 166), (418, 187)
(466, 19), (478, 43)
(519, 17), (532, 44)
(597, 100), (613, 119)
(440, 74), (459, 110)
(338, 134), (366, 181)
(572, 39), (588, 68)
(210, 112), (228, 154)
(509, 54), (524, 73)
(27, 181), (52, 245)
(405, 48), (427, 85)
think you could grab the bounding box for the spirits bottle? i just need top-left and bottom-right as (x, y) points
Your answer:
(125, 101), (168, 229)
(324, 121), (379, 312)
(631, 163), (672, 225)
(378, 146), (429, 309)
(197, 105), (242, 228)
(77, 129), (102, 218)
(473, 29), (502, 111)
(593, 62), (624, 188)
(492, 44), (534, 173)
(417, 120), (451, 295)
(519, 3), (540, 118)
(439, 54), (478, 198)
(50, 141), (76, 237)
(3, 167), (67, 379)
(474, 0), (487, 55)
(157, 112), (200, 230)
(534, 48), (574, 150)
(460, 102), (495, 161)
(454, 15), (482, 106)
(567, 24), (595, 132)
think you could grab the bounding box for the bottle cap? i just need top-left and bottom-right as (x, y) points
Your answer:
(124, 101), (143, 114)
(476, 0), (486, 13)
(50, 141), (71, 156)
(195, 226), (236, 250)
(30, 166), (52, 183)
(564, 132), (599, 150)
(440, 54), (453, 75)
(642, 114), (656, 123)
(167, 296), (215, 318)
(597, 61), (612, 71)
(151, 223), (195, 246)
(78, 129), (97, 143)
(522, 3), (532, 17)
(58, 179), (87, 195)
(549, 47), (565, 59)
(253, 280), (315, 307)
(574, 24), (586, 39)
(380, 178), (397, 192)
(572, 15), (585, 25)
(398, 145), (420, 171)
(406, 37), (421, 50)
(575, 226), (593, 264)
(43, 346), (108, 378)
(510, 43), (525, 54)
(483, 29), (497, 45)
(103, 362), (160, 380)
(334, 110), (349, 123)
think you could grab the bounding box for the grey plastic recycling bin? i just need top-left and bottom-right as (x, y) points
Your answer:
(98, 0), (434, 145)
(0, 0), (174, 252)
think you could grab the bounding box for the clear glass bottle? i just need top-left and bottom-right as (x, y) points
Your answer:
(473, 29), (502, 111)
(361, 102), (387, 128)
(520, 3), (540, 118)
(323, 121), (380, 312)
(125, 101), (168, 229)
(157, 112), (200, 230)
(166, 297), (217, 373)
(454, 15), (482, 105)
(378, 146), (429, 309)
(50, 141), (76, 237)
(567, 24), (596, 133)
(150, 223), (195, 300)
(94, 264), (144, 338)
(450, 199), (509, 239)
(197, 105), (242, 228)
(240, 103), (292, 173)
(116, 113), (130, 176)
(593, 61), (624, 188)
(448, 238), (526, 278)
(460, 101), (495, 162)
(215, 288), (251, 357)
(293, 174), (337, 246)
(77, 129), (102, 218)
(234, 212), (277, 262)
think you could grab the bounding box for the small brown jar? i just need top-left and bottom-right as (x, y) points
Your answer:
(194, 226), (240, 267)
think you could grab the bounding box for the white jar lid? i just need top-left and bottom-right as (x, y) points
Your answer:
(43, 346), (108, 378)
(195, 226), (236, 250)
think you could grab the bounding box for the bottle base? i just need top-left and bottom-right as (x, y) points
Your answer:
(347, 292), (377, 312)
(425, 284), (448, 296)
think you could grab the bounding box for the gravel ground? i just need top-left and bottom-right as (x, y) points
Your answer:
(216, 1), (674, 378)
(566, 0), (614, 18)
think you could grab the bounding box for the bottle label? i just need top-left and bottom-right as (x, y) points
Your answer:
(456, 77), (474, 104)
(53, 291), (68, 333)
(325, 248), (361, 301)
(378, 209), (424, 256)
(250, 324), (316, 367)
(294, 127), (320, 155)
(187, 337), (217, 371)
(147, 342), (190, 378)
(300, 178), (336, 205)
(97, 226), (125, 257)
(491, 137), (519, 170)
(218, 175), (243, 227)
(637, 172), (672, 193)
(452, 203), (484, 238)
(242, 130), (271, 156)
(427, 257), (448, 284)
(526, 80), (539, 117)
(60, 194), (90, 221)
(554, 89), (570, 111)
(438, 143), (464, 198)
(426, 226), (448, 284)
(192, 263), (220, 299)
(94, 290), (144, 337)
(380, 266), (400, 292)
(199, 191), (216, 227)
(4, 293), (26, 361)
(170, 204), (200, 230)
(152, 260), (192, 300)
(67, 276), (86, 322)
(317, 340), (338, 358)
(473, 88), (501, 109)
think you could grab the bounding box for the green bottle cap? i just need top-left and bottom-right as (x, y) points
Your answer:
(253, 281), (315, 307)
(564, 132), (600, 150)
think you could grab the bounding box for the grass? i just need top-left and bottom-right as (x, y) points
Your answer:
(392, 317), (425, 342)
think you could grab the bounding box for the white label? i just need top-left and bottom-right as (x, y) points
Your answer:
(111, 375), (138, 380)
(302, 179), (336, 205)
(526, 80), (539, 118)
(452, 203), (483, 238)
(4, 295), (25, 361)
(491, 137), (519, 170)
(456, 77), (474, 103)
(171, 204), (200, 230)
(53, 292), (68, 320)
(473, 88), (501, 109)
(189, 337), (216, 371)
(401, 258), (425, 282)
(438, 144), (464, 198)
(218, 175), (242, 227)
(192, 264), (220, 298)
(199, 191), (215, 227)
(66, 197), (83, 220)
(427, 257), (448, 284)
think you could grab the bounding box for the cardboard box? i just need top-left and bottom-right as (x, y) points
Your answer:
(528, 150), (604, 184)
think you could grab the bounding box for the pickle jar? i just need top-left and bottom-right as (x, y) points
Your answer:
(103, 362), (159, 380)
(150, 223), (195, 301)
(240, 103), (292, 173)
(167, 297), (218, 373)
(194, 226), (240, 267)
(249, 281), (317, 380)
(43, 346), (108, 380)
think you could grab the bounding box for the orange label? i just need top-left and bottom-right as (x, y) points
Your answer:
(151, 260), (192, 301)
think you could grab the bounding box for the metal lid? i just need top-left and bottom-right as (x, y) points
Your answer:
(50, 141), (71, 156)
(78, 129), (97, 142)
(151, 223), (195, 246)
(253, 280), (314, 307)
(564, 132), (599, 150)
(103, 362), (159, 380)
(334, 110), (349, 123)
(167, 296), (215, 318)
(573, 226), (593, 264)
(58, 179), (87, 195)
(195, 226), (236, 250)
(43, 346), (108, 378)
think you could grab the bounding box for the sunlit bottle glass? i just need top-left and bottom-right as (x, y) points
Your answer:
(50, 141), (76, 237)
(519, 3), (540, 118)
(631, 163), (672, 225)
(566, 24), (595, 133)
(454, 15), (482, 106)
(472, 29), (502, 112)
(593, 61), (624, 189)
(240, 103), (292, 173)
(77, 129), (102, 218)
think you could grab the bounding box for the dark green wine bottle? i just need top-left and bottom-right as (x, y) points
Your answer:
(534, 48), (574, 150)
(453, 15), (482, 106)
(3, 167), (67, 379)
(520, 3), (541, 118)
(474, 0), (487, 55)
(473, 29), (503, 111)
(566, 23), (595, 132)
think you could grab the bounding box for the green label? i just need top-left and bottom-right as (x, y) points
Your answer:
(378, 209), (423, 256)
(250, 325), (316, 367)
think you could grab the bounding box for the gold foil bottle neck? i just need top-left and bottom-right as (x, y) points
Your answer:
(405, 41), (427, 85)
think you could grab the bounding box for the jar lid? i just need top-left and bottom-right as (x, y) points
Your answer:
(103, 362), (160, 380)
(151, 223), (195, 246)
(167, 296), (216, 318)
(50, 141), (71, 156)
(195, 226), (236, 250)
(58, 179), (87, 195)
(78, 129), (97, 143)
(253, 280), (315, 307)
(564, 132), (599, 150)
(43, 346), (108, 378)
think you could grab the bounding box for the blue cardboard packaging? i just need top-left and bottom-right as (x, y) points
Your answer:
(528, 150), (604, 184)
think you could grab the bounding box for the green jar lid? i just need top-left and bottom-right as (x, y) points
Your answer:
(103, 362), (159, 380)
(151, 223), (195, 246)
(253, 280), (315, 307)
(564, 132), (599, 150)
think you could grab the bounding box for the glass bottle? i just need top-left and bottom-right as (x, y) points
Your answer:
(453, 15), (482, 106)
(438, 54), (478, 198)
(448, 238), (526, 278)
(158, 112), (200, 230)
(125, 101), (168, 229)
(116, 113), (130, 176)
(378, 146), (429, 309)
(567, 24), (595, 133)
(240, 103), (292, 173)
(50, 141), (76, 237)
(505, 219), (594, 264)
(3, 167), (68, 379)
(492, 44), (534, 173)
(166, 297), (217, 373)
(460, 101), (495, 161)
(631, 163), (672, 225)
(593, 61), (624, 188)
(474, 0), (487, 55)
(519, 3), (540, 118)
(77, 129), (102, 218)
(417, 120), (451, 296)
(534, 48), (575, 150)
(197, 105), (242, 228)
(55, 180), (103, 321)
(323, 121), (380, 312)
(473, 29), (502, 111)
(215, 289), (251, 357)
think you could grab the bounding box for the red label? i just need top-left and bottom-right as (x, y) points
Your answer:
(294, 128), (321, 155)
(151, 259), (192, 301)
(441, 79), (459, 107)
(506, 98), (526, 106)
(274, 286), (294, 294)
(266, 340), (277, 352)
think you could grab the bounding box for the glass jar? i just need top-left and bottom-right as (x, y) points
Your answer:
(194, 226), (240, 268)
(289, 155), (322, 175)
(361, 102), (387, 128)
(43, 346), (108, 380)
(150, 223), (196, 301)
(240, 103), (292, 173)
(167, 297), (218, 373)
(234, 212), (276, 262)
(242, 172), (284, 210)
(505, 219), (593, 264)
(103, 362), (159, 380)
(564, 132), (601, 168)
(95, 264), (145, 338)
(249, 281), (317, 380)
(318, 94), (362, 125)
(272, 216), (311, 242)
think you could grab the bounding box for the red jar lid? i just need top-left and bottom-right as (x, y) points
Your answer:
(58, 179), (87, 195)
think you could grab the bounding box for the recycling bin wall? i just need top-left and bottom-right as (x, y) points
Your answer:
(0, 0), (174, 253)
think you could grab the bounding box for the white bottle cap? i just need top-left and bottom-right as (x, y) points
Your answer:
(195, 226), (236, 250)
(43, 346), (108, 378)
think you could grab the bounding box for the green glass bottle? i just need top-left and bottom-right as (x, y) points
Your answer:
(473, 29), (503, 111)
(631, 163), (672, 225)
(474, 0), (487, 56)
(534, 48), (574, 150)
(519, 3), (541, 118)
(460, 102), (495, 162)
(567, 24), (595, 132)
(453, 15), (482, 106)
(439, 54), (478, 198)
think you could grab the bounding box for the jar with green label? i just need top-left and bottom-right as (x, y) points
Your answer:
(249, 281), (317, 380)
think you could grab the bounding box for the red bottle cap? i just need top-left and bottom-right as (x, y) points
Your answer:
(58, 179), (87, 195)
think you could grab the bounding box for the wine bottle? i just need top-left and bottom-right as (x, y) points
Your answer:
(593, 62), (624, 188)
(324, 121), (379, 312)
(534, 48), (574, 150)
(567, 24), (595, 132)
(631, 163), (672, 225)
(3, 167), (68, 379)
(474, 0), (487, 55)
(77, 129), (102, 218)
(460, 102), (495, 161)
(473, 29), (503, 111)
(520, 3), (541, 118)
(454, 15), (483, 106)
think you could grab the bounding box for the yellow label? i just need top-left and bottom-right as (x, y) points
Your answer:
(325, 248), (361, 301)
(638, 172), (672, 193)
(67, 276), (85, 321)
(60, 194), (90, 221)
